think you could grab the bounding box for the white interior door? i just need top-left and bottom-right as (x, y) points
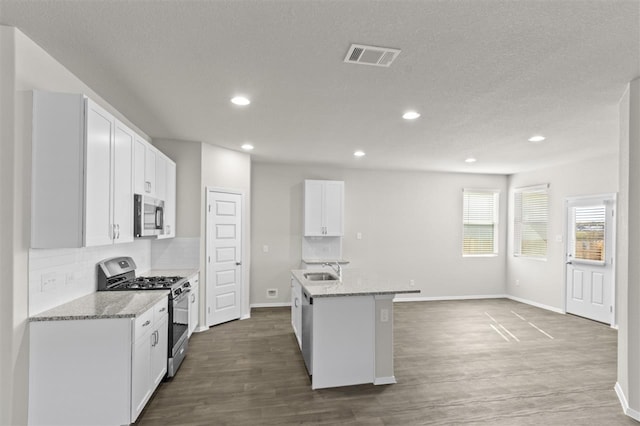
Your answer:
(565, 195), (615, 324)
(206, 190), (242, 327)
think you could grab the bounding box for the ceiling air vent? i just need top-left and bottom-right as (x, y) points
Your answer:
(344, 44), (401, 67)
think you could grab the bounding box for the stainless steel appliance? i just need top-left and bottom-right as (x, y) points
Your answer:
(301, 288), (313, 374)
(134, 194), (164, 237)
(97, 256), (190, 378)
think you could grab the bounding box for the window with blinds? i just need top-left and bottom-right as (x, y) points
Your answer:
(462, 189), (499, 256)
(514, 184), (549, 258)
(570, 205), (606, 262)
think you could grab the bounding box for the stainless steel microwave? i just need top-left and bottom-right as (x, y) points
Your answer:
(134, 194), (164, 237)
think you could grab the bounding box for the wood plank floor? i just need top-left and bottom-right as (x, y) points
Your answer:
(136, 299), (635, 425)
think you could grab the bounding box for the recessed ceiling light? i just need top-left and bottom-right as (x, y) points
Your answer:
(465, 158), (477, 163)
(528, 135), (546, 142)
(231, 96), (251, 106)
(353, 150), (366, 157)
(241, 143), (254, 151)
(402, 111), (420, 120)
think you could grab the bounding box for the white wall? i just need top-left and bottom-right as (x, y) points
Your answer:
(0, 26), (161, 424)
(506, 154), (618, 311)
(0, 26), (27, 426)
(616, 79), (640, 420)
(250, 162), (508, 305)
(201, 144), (252, 319)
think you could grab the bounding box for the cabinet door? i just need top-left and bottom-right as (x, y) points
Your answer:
(188, 280), (199, 337)
(131, 331), (152, 422)
(291, 278), (302, 348)
(151, 314), (168, 388)
(145, 145), (157, 197)
(158, 160), (176, 239)
(304, 180), (324, 236)
(155, 154), (167, 201)
(133, 138), (147, 195)
(113, 121), (134, 243)
(84, 99), (115, 247)
(323, 181), (344, 236)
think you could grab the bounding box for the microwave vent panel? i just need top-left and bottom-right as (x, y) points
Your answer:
(344, 44), (401, 67)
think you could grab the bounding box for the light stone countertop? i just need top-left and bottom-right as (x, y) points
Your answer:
(29, 291), (169, 322)
(291, 269), (420, 298)
(301, 259), (350, 265)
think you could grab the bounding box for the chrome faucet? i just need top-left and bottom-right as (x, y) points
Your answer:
(323, 261), (342, 281)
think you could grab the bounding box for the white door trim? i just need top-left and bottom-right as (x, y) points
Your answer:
(563, 193), (617, 327)
(205, 187), (248, 326)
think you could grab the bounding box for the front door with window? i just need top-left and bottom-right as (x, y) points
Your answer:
(565, 195), (616, 324)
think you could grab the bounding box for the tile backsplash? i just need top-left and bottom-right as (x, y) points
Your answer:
(150, 237), (200, 271)
(29, 240), (151, 315)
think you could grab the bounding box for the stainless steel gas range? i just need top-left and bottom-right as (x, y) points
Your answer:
(97, 256), (191, 378)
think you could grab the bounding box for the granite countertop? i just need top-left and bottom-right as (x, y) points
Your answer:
(291, 269), (421, 298)
(30, 291), (169, 322)
(141, 269), (199, 279)
(301, 259), (350, 265)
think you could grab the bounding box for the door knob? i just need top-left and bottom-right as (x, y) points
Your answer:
(236, 261), (242, 266)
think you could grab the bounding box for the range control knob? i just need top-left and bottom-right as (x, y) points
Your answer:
(174, 288), (182, 296)
(183, 282), (191, 288)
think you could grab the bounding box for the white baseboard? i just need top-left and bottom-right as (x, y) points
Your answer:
(250, 302), (291, 308)
(393, 294), (508, 303)
(195, 325), (209, 333)
(374, 376), (397, 385)
(505, 295), (564, 314)
(615, 382), (640, 421)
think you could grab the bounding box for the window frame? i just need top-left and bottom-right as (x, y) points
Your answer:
(513, 184), (549, 259)
(462, 188), (500, 257)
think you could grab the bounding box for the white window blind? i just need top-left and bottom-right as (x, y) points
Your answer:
(514, 184), (549, 258)
(570, 205), (606, 262)
(463, 189), (499, 256)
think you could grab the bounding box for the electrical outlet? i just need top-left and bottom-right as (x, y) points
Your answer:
(41, 272), (64, 292)
(263, 245), (269, 253)
(409, 279), (415, 286)
(380, 308), (389, 322)
(356, 232), (362, 240)
(516, 279), (520, 286)
(267, 288), (278, 298)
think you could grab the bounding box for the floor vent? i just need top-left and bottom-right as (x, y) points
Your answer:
(344, 43), (401, 67)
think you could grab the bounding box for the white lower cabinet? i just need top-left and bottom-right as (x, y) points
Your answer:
(291, 278), (302, 348)
(131, 299), (168, 421)
(28, 298), (168, 426)
(188, 275), (200, 337)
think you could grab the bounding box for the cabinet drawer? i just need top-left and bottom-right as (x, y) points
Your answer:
(134, 307), (154, 342)
(154, 298), (168, 321)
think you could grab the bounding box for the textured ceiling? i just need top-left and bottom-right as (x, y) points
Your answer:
(1, 0), (639, 174)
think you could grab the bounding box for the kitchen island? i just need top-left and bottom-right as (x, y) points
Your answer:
(290, 269), (419, 390)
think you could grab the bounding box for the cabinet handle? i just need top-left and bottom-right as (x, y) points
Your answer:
(159, 307), (166, 312)
(294, 298), (299, 308)
(191, 294), (195, 303)
(116, 224), (120, 239)
(142, 320), (151, 327)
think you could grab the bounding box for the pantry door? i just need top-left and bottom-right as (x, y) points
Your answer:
(206, 189), (243, 327)
(565, 194), (616, 325)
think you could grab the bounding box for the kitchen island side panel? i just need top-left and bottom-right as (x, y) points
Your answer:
(312, 296), (375, 389)
(28, 318), (132, 426)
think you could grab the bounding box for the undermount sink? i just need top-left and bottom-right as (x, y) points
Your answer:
(303, 272), (338, 281)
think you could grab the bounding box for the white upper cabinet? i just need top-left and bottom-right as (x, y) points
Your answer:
(112, 121), (134, 244)
(158, 158), (176, 239)
(134, 137), (158, 198)
(155, 153), (167, 202)
(304, 180), (344, 236)
(31, 91), (133, 248)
